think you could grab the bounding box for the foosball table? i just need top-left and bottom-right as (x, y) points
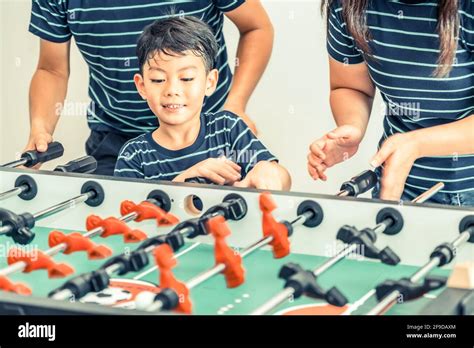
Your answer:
(0, 145), (473, 316)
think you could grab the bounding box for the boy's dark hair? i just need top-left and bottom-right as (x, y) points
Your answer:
(136, 16), (219, 74)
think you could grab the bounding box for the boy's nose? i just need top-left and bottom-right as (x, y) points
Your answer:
(164, 80), (181, 96)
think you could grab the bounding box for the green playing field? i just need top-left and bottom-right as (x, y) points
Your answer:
(1, 226), (449, 315)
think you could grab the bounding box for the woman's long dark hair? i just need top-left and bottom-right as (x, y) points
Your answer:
(321, 0), (460, 77)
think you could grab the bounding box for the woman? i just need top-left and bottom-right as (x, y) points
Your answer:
(308, 0), (474, 206)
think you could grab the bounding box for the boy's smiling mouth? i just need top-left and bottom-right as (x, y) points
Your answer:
(162, 103), (186, 110)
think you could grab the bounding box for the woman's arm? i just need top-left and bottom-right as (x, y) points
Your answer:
(372, 115), (474, 200)
(328, 57), (376, 134)
(308, 57), (375, 180)
(415, 115), (474, 157)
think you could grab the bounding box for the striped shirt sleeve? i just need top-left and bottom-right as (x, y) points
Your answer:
(326, 1), (364, 64)
(227, 115), (278, 177)
(29, 0), (71, 43)
(114, 142), (145, 179)
(213, 0), (246, 12)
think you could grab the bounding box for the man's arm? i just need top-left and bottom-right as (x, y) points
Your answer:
(223, 0), (274, 134)
(26, 39), (71, 153)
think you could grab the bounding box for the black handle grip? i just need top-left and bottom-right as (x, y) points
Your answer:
(184, 177), (215, 185)
(54, 156), (97, 174)
(340, 170), (378, 197)
(21, 141), (64, 167)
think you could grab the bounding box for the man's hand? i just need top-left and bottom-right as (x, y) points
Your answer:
(173, 157), (241, 185)
(234, 161), (284, 190)
(25, 130), (53, 153)
(22, 130), (53, 169)
(308, 125), (363, 181)
(371, 132), (421, 201)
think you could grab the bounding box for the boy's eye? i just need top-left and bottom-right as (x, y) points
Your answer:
(151, 79), (165, 83)
(181, 78), (194, 82)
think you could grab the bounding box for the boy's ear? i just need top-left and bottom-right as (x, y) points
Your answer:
(134, 73), (147, 100)
(205, 68), (219, 97)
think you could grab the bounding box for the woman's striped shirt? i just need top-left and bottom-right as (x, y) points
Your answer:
(327, 0), (474, 194)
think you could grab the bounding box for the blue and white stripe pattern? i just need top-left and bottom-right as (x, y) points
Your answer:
(114, 111), (278, 180)
(327, 0), (474, 195)
(29, 0), (245, 134)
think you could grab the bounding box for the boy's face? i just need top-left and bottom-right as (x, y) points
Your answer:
(134, 51), (218, 126)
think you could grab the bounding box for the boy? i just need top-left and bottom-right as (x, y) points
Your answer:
(114, 17), (291, 191)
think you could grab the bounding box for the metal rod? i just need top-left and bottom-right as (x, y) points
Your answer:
(366, 290), (400, 315)
(409, 258), (441, 285)
(1, 158), (27, 168)
(289, 211), (314, 228)
(147, 299), (165, 312)
(0, 186), (27, 201)
(336, 190), (350, 197)
(50, 289), (75, 301)
(251, 288), (295, 315)
(341, 289), (376, 315)
(0, 191), (96, 237)
(315, 244), (359, 276)
(32, 192), (95, 221)
(452, 229), (472, 249)
(412, 183), (444, 204)
(0, 225), (10, 235)
(372, 222), (385, 234)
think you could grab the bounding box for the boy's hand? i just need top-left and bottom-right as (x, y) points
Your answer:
(371, 133), (420, 201)
(174, 157), (242, 185)
(233, 161), (283, 190)
(308, 125), (363, 181)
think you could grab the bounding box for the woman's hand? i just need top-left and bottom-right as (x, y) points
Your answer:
(308, 125), (363, 181)
(371, 133), (421, 201)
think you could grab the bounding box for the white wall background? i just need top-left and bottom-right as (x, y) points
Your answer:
(0, 0), (384, 195)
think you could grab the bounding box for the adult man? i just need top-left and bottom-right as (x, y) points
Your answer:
(26, 0), (273, 175)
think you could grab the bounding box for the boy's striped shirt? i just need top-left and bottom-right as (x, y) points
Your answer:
(114, 111), (278, 180)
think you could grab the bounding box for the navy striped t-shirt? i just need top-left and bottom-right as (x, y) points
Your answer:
(29, 0), (245, 134)
(327, 0), (474, 195)
(114, 111), (277, 180)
